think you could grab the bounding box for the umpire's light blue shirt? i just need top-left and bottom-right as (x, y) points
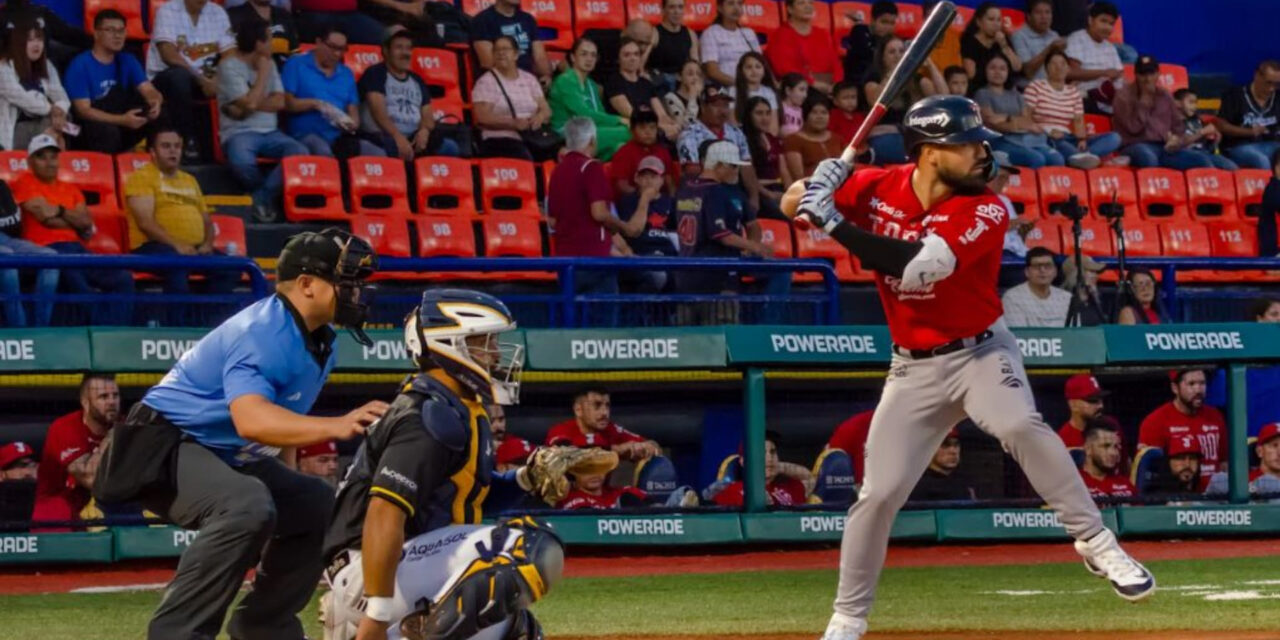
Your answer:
(142, 294), (337, 465)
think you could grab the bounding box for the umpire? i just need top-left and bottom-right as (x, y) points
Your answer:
(95, 228), (387, 640)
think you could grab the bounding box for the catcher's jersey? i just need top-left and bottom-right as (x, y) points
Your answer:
(322, 372), (494, 563)
(833, 164), (1008, 351)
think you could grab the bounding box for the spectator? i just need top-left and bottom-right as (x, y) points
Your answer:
(1113, 55), (1217, 171)
(1057, 374), (1111, 447)
(960, 2), (1023, 81)
(732, 51), (778, 127)
(829, 81), (865, 146)
(355, 0), (445, 49)
(0, 171), (57, 328)
(0, 441), (38, 527)
(487, 403), (534, 472)
(358, 31), (458, 160)
(907, 428), (974, 501)
(610, 109), (676, 196)
(0, 441), (38, 482)
(606, 37), (679, 139)
(864, 36), (942, 165)
(1251, 297), (1280, 323)
(784, 93), (843, 179)
(227, 0), (299, 64)
(558, 469), (651, 509)
(843, 0), (897, 85)
(548, 38), (630, 161)
(126, 128), (240, 298)
(471, 0), (551, 83)
(1261, 150), (1280, 257)
(828, 409), (873, 484)
(645, 0), (700, 91)
(472, 35), (554, 161)
(283, 26), (384, 157)
(975, 55), (1063, 168)
(291, 0), (386, 46)
(1214, 60), (1280, 170)
(1205, 423), (1280, 499)
(676, 85), (760, 213)
(546, 386), (662, 461)
(1079, 419), (1135, 498)
(700, 0), (762, 88)
(1172, 89), (1236, 170)
(1139, 369), (1225, 480)
(31, 373), (119, 530)
(547, 117), (645, 298)
(1001, 247), (1071, 327)
(146, 0), (235, 161)
(663, 59), (703, 132)
(0, 1), (92, 70)
(777, 73), (808, 138)
(766, 0), (841, 93)
(1011, 0), (1064, 82)
(615, 156), (676, 291)
(944, 65), (969, 96)
(218, 19), (307, 221)
(13, 135), (134, 324)
(990, 151), (1032, 287)
(1026, 50), (1121, 168)
(1061, 253), (1108, 327)
(711, 431), (810, 507)
(296, 440), (339, 488)
(0, 14), (70, 153)
(1116, 268), (1169, 325)
(64, 10), (164, 155)
(1063, 1), (1122, 113)
(1148, 434), (1205, 495)
(742, 97), (793, 206)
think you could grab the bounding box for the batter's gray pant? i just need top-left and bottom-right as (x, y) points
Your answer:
(143, 441), (334, 640)
(833, 321), (1105, 620)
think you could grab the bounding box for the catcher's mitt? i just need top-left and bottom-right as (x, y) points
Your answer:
(518, 447), (619, 505)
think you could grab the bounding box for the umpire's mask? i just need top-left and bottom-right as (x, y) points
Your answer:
(278, 228), (379, 347)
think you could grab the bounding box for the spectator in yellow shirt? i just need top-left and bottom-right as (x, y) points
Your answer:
(126, 127), (239, 298)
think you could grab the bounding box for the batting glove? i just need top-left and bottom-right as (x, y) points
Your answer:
(797, 188), (845, 234)
(808, 158), (854, 193)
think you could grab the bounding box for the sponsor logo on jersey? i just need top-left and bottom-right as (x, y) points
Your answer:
(799, 515), (845, 533)
(596, 517), (685, 536)
(991, 511), (1062, 528)
(768, 333), (878, 355)
(570, 338), (680, 360)
(0, 535), (38, 554)
(403, 531), (469, 560)
(869, 197), (905, 220)
(0, 339), (36, 361)
(378, 467), (419, 492)
(883, 275), (936, 300)
(1175, 509), (1252, 527)
(1143, 331), (1244, 351)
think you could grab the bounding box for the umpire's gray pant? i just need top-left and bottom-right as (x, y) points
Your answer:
(144, 441), (334, 640)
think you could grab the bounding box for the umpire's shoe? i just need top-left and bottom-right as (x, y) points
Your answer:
(1075, 528), (1156, 602)
(819, 612), (866, 640)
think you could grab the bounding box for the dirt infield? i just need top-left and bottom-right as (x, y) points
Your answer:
(559, 634), (1280, 640)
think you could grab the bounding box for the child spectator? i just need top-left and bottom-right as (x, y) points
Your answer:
(663, 60), (704, 133)
(828, 81), (865, 147)
(975, 55), (1063, 168)
(1139, 369), (1225, 481)
(907, 428), (975, 502)
(732, 51), (778, 126)
(944, 65), (969, 97)
(843, 0), (897, 84)
(614, 157), (675, 291)
(1171, 88), (1237, 170)
(1079, 418), (1135, 498)
(777, 73), (808, 138)
(609, 109), (676, 196)
(1024, 49), (1119, 169)
(784, 93), (843, 180)
(1064, 1), (1123, 114)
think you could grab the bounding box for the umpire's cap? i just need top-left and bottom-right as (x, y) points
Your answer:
(277, 228), (376, 283)
(902, 95), (1000, 155)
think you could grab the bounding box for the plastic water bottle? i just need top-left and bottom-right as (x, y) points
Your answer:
(226, 241), (239, 257)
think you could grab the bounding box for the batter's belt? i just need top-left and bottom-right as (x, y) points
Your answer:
(892, 330), (994, 360)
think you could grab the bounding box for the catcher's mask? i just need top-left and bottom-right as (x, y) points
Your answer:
(405, 289), (523, 405)
(277, 228), (379, 347)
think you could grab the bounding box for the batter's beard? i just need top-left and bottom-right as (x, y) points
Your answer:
(938, 165), (990, 195)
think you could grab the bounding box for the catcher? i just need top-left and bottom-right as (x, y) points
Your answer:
(320, 289), (616, 640)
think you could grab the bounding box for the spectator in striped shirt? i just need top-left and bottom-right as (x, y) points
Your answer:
(1025, 49), (1120, 169)
(974, 55), (1063, 168)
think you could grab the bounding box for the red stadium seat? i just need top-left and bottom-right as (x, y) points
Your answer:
(739, 0), (782, 44)
(350, 214), (412, 257)
(209, 214), (247, 256)
(1122, 63), (1189, 93)
(892, 2), (923, 39)
(478, 158), (540, 217)
(1036, 167), (1088, 218)
(1208, 221), (1257, 257)
(1185, 168), (1239, 221)
(1109, 15), (1124, 43)
(481, 214), (555, 280)
(347, 156), (411, 215)
(1023, 219), (1063, 253)
(527, 0), (573, 49)
(460, 0), (496, 17)
(85, 0), (148, 39)
(1136, 168), (1189, 220)
(412, 48), (466, 120)
(951, 5), (972, 31)
(1117, 221), (1162, 257)
(115, 152), (151, 208)
(0, 151), (28, 183)
(832, 2), (872, 52)
(282, 156), (348, 221)
(1087, 167), (1138, 219)
(806, 0), (834, 43)
(793, 226), (859, 282)
(574, 0), (626, 37)
(344, 45), (383, 80)
(1233, 169), (1270, 221)
(87, 213), (127, 254)
(1000, 7), (1025, 32)
(1084, 114), (1112, 136)
(626, 0), (663, 23)
(59, 151), (119, 215)
(417, 216), (478, 258)
(683, 0), (718, 31)
(1002, 166), (1040, 219)
(1061, 219), (1113, 257)
(756, 219), (794, 259)
(415, 157), (478, 217)
(1159, 221), (1211, 257)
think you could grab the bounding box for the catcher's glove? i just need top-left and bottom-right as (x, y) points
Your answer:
(516, 447), (619, 506)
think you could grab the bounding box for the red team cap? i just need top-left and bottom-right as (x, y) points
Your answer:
(945, 427), (961, 440)
(1167, 434), (1202, 457)
(496, 438), (535, 466)
(1257, 423), (1280, 447)
(299, 440), (338, 459)
(0, 441), (35, 469)
(1064, 374), (1109, 401)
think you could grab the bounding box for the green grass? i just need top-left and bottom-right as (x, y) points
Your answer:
(3, 556), (1280, 639)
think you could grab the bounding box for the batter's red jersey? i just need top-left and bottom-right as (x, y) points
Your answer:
(545, 419), (647, 448)
(833, 165), (1007, 351)
(1138, 402), (1225, 478)
(711, 476), (808, 507)
(1080, 469), (1136, 498)
(829, 410), (873, 483)
(32, 411), (102, 531)
(557, 486), (649, 509)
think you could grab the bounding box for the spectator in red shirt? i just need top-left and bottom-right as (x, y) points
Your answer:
(608, 108), (676, 196)
(487, 403), (534, 471)
(0, 441), (38, 482)
(829, 409), (873, 484)
(1139, 369), (1225, 480)
(545, 387), (660, 461)
(1251, 423), (1280, 484)
(765, 0), (841, 93)
(1057, 373), (1109, 448)
(828, 80), (865, 147)
(557, 469), (650, 510)
(31, 373), (121, 530)
(1079, 419), (1134, 498)
(297, 440), (339, 488)
(711, 431), (808, 507)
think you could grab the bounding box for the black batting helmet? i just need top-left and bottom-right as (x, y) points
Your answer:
(902, 95), (1000, 155)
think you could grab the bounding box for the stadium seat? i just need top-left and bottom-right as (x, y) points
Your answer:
(344, 44), (384, 80)
(85, 0), (148, 39)
(528, 0), (573, 49)
(1122, 63), (1189, 93)
(1023, 219), (1063, 253)
(415, 156), (478, 217)
(1234, 169), (1271, 221)
(282, 156), (347, 221)
(1083, 114), (1112, 135)
(209, 214), (247, 256)
(347, 156), (411, 215)
(810, 448), (856, 506)
(0, 151), (28, 183)
(114, 152), (151, 208)
(1117, 221), (1163, 257)
(892, 2), (923, 38)
(1159, 221), (1212, 257)
(1109, 15), (1124, 43)
(1087, 167), (1138, 220)
(1002, 166), (1040, 219)
(833, 1), (872, 52)
(951, 4), (972, 31)
(999, 7), (1025, 31)
(682, 0), (717, 31)
(1208, 221), (1257, 257)
(59, 151), (119, 215)
(1036, 167), (1089, 218)
(412, 48), (466, 120)
(86, 213), (127, 254)
(739, 0), (782, 44)
(793, 225), (859, 282)
(808, 0), (833, 43)
(633, 455), (680, 502)
(756, 219), (795, 259)
(478, 158), (540, 217)
(574, 0), (626, 38)
(1061, 219), (1113, 257)
(481, 214), (543, 257)
(460, 0), (496, 17)
(1185, 168), (1239, 221)
(625, 0), (663, 23)
(350, 214), (412, 258)
(716, 454), (742, 482)
(416, 215), (479, 259)
(1131, 446), (1163, 494)
(1136, 168), (1190, 220)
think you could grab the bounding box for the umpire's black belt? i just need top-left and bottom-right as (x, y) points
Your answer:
(893, 330), (994, 360)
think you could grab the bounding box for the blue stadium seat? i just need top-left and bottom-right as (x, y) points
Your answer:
(633, 455), (680, 503)
(716, 454), (742, 482)
(1068, 448), (1085, 469)
(1131, 446), (1165, 494)
(810, 448), (856, 506)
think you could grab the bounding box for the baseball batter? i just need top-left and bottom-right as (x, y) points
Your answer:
(782, 95), (1156, 640)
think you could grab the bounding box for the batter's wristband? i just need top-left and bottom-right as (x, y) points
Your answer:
(364, 596), (395, 622)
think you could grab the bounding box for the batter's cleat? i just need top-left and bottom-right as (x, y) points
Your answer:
(819, 612), (866, 640)
(1075, 528), (1156, 602)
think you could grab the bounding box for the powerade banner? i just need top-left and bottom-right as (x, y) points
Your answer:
(524, 327), (727, 370)
(0, 532), (112, 564)
(1116, 505), (1280, 535)
(0, 328), (91, 372)
(726, 326), (891, 365)
(936, 508), (1120, 541)
(1104, 323), (1280, 363)
(1012, 328), (1106, 367)
(541, 513), (743, 545)
(89, 328), (210, 372)
(739, 511), (935, 541)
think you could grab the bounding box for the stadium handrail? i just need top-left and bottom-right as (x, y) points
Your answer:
(0, 254), (270, 298)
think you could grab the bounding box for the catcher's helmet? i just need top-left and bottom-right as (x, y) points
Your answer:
(404, 289), (523, 405)
(902, 95), (1001, 154)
